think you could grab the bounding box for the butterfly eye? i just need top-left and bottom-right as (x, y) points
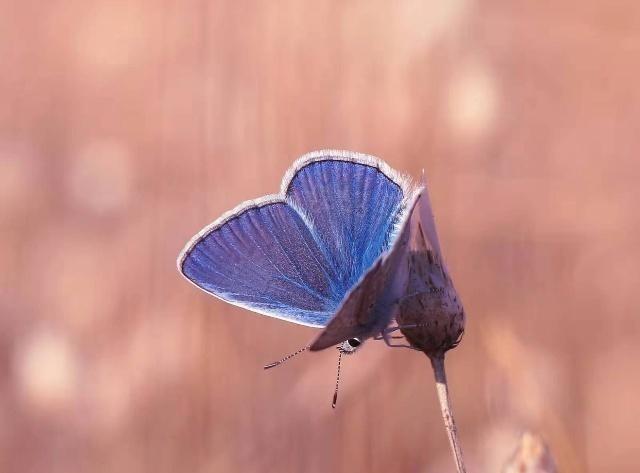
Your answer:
(347, 338), (361, 348)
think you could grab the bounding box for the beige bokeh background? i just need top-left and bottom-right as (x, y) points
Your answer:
(1, 1), (639, 472)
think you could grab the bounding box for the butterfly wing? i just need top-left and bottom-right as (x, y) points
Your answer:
(309, 189), (421, 350)
(178, 150), (415, 330)
(284, 151), (410, 296)
(413, 181), (443, 257)
(407, 183), (451, 283)
(179, 198), (338, 327)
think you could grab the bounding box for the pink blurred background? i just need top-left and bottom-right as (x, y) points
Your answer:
(1, 1), (639, 472)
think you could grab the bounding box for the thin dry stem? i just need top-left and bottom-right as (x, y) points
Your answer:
(430, 354), (466, 473)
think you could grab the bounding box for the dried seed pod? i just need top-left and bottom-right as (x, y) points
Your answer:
(395, 183), (468, 473)
(395, 187), (465, 357)
(397, 247), (464, 356)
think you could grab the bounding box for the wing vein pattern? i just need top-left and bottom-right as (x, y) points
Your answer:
(180, 153), (410, 328)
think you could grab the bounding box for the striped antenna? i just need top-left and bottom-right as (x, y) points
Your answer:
(332, 350), (343, 408)
(263, 345), (309, 370)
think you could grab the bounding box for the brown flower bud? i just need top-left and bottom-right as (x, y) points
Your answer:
(395, 188), (465, 357)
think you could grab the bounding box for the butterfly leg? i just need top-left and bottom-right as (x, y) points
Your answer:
(371, 301), (419, 343)
(382, 337), (419, 350)
(373, 333), (404, 340)
(376, 328), (420, 350)
(382, 323), (422, 335)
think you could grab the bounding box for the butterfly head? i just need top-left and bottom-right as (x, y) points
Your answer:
(337, 338), (362, 355)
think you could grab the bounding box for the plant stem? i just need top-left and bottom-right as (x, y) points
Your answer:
(430, 353), (467, 473)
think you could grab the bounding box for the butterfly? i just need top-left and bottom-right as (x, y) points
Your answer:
(177, 150), (448, 400)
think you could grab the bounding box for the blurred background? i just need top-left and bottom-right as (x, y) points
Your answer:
(1, 0), (639, 472)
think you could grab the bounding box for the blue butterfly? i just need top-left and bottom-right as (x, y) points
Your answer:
(177, 150), (441, 359)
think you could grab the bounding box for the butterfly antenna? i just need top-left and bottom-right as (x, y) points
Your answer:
(263, 345), (309, 370)
(332, 350), (343, 409)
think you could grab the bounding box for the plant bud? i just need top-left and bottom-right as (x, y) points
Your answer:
(395, 188), (465, 357)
